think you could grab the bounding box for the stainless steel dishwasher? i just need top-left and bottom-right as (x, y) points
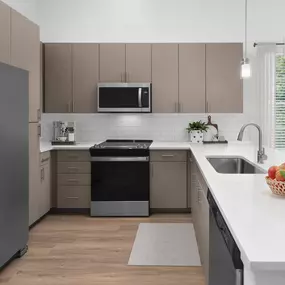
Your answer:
(207, 190), (243, 285)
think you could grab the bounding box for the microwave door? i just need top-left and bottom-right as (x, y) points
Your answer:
(98, 87), (142, 112)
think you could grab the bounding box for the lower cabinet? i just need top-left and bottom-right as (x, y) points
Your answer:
(39, 151), (51, 218)
(56, 151), (91, 209)
(191, 154), (209, 284)
(150, 150), (187, 209)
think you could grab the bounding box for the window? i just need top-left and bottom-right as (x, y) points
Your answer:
(275, 55), (285, 149)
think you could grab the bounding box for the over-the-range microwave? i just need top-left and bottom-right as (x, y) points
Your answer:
(97, 83), (152, 113)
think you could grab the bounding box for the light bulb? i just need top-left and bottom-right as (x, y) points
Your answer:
(241, 58), (251, 78)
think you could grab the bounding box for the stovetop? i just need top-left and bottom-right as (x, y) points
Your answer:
(92, 140), (153, 150)
(89, 140), (153, 157)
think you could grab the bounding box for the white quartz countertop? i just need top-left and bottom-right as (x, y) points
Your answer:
(40, 141), (100, 152)
(40, 140), (285, 270)
(189, 142), (285, 271)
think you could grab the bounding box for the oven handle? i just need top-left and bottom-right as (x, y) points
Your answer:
(91, 157), (149, 162)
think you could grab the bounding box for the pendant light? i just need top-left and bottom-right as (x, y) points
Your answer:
(241, 0), (251, 78)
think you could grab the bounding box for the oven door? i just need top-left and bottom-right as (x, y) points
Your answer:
(91, 157), (150, 216)
(97, 83), (151, 113)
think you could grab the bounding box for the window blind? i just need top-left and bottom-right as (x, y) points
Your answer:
(275, 55), (285, 149)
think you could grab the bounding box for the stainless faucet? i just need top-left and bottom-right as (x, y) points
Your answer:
(237, 123), (268, 164)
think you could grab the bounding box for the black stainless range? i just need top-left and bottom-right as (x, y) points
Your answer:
(89, 140), (152, 217)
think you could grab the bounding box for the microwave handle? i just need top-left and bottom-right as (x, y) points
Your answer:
(138, 88), (142, 108)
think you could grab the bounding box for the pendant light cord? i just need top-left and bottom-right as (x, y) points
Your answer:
(245, 0), (248, 58)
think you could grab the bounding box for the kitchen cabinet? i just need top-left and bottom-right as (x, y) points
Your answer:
(206, 43), (243, 113)
(0, 1), (10, 65)
(40, 42), (44, 115)
(152, 44), (179, 113)
(191, 155), (209, 283)
(126, 44), (151, 82)
(56, 151), (91, 209)
(29, 123), (41, 226)
(10, 9), (40, 122)
(179, 44), (206, 113)
(73, 43), (99, 113)
(99, 43), (126, 82)
(150, 150), (187, 209)
(39, 152), (51, 218)
(44, 43), (72, 113)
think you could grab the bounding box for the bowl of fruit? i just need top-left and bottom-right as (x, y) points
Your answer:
(266, 164), (285, 196)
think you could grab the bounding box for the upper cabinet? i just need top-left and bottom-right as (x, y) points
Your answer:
(73, 43), (99, 113)
(43, 42), (243, 114)
(99, 44), (126, 82)
(10, 9), (40, 122)
(206, 43), (243, 113)
(126, 44), (151, 82)
(152, 44), (179, 113)
(179, 44), (206, 113)
(0, 1), (10, 65)
(44, 44), (73, 113)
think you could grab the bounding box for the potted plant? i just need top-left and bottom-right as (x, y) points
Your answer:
(186, 121), (208, 143)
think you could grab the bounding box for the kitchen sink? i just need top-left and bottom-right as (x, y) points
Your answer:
(206, 157), (266, 174)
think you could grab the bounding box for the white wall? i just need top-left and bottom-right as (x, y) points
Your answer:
(2, 0), (38, 23)
(37, 0), (285, 143)
(37, 0), (285, 43)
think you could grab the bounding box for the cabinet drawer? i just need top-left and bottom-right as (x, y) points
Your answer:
(57, 174), (91, 186)
(57, 186), (90, 208)
(150, 150), (187, 162)
(40, 151), (51, 165)
(57, 162), (91, 174)
(57, 151), (90, 162)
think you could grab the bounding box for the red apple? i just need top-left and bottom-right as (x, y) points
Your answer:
(268, 166), (278, 179)
(276, 170), (285, 181)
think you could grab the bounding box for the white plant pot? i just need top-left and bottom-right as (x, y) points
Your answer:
(189, 130), (204, 143)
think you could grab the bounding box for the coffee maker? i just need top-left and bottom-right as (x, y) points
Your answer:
(52, 121), (76, 145)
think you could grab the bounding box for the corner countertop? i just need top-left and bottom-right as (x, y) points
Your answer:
(40, 140), (285, 271)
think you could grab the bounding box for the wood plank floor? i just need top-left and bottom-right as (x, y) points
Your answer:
(0, 214), (205, 285)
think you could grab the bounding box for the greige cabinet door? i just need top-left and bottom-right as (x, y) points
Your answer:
(0, 1), (10, 65)
(73, 43), (99, 113)
(150, 161), (187, 209)
(99, 43), (126, 82)
(29, 123), (40, 226)
(44, 44), (72, 113)
(126, 44), (151, 82)
(152, 44), (179, 113)
(198, 187), (209, 284)
(11, 9), (40, 122)
(179, 44), (206, 113)
(206, 43), (243, 113)
(39, 152), (51, 218)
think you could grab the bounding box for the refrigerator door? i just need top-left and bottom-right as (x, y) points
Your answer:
(0, 63), (29, 268)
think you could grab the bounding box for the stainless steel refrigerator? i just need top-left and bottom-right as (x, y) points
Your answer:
(0, 62), (29, 268)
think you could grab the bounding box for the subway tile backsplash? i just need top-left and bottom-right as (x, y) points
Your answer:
(41, 113), (252, 142)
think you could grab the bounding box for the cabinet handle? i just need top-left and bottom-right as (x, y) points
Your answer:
(162, 154), (174, 157)
(37, 109), (41, 121)
(72, 100), (75, 112)
(67, 101), (72, 113)
(68, 179), (79, 183)
(37, 124), (41, 137)
(43, 168), (45, 180)
(66, 197), (79, 199)
(41, 157), (50, 163)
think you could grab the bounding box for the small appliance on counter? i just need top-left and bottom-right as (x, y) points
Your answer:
(52, 121), (76, 145)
